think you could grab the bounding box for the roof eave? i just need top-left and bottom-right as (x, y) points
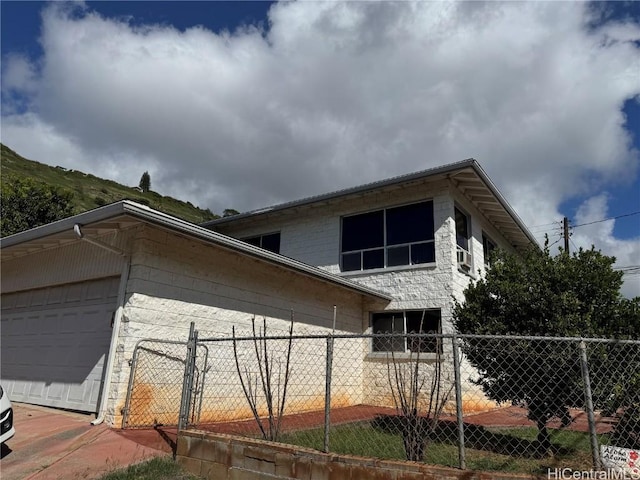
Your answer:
(203, 159), (478, 228)
(1, 201), (393, 303)
(202, 159), (538, 249)
(466, 163), (539, 248)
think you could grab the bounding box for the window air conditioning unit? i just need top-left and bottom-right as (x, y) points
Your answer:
(457, 249), (472, 269)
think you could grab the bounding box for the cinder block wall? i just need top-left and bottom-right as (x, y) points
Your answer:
(199, 179), (517, 415)
(176, 430), (540, 480)
(108, 225), (386, 427)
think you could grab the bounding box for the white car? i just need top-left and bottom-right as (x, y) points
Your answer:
(0, 385), (15, 444)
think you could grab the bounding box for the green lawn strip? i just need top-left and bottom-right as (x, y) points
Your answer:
(97, 456), (198, 480)
(278, 423), (596, 475)
(95, 425), (596, 479)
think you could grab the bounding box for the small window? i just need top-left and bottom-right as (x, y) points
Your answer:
(371, 312), (405, 352)
(482, 233), (497, 266)
(455, 207), (470, 252)
(242, 232), (281, 254)
(371, 309), (441, 353)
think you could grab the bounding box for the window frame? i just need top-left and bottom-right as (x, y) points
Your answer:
(241, 232), (281, 254)
(340, 200), (436, 272)
(482, 232), (497, 266)
(454, 206), (471, 254)
(369, 309), (442, 355)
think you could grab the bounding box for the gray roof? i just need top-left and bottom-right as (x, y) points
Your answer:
(0, 201), (393, 302)
(203, 159), (538, 250)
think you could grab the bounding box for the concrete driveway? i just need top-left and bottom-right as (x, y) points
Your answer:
(0, 403), (170, 480)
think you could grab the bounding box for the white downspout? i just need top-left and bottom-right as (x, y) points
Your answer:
(74, 224), (130, 426)
(91, 257), (130, 425)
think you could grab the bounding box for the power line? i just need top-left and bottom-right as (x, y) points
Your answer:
(530, 220), (563, 229)
(572, 211), (640, 229)
(614, 265), (640, 272)
(529, 223), (564, 239)
(569, 237), (579, 253)
(620, 270), (640, 276)
(530, 226), (563, 235)
(547, 235), (564, 249)
(529, 211), (640, 234)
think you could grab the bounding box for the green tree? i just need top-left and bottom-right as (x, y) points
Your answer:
(223, 208), (240, 217)
(453, 243), (640, 453)
(139, 171), (151, 193)
(1, 176), (76, 237)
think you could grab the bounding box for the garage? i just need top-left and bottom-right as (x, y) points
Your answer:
(0, 201), (391, 426)
(1, 276), (120, 413)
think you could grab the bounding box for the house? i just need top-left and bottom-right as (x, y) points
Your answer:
(0, 159), (536, 426)
(203, 159), (536, 343)
(200, 159), (537, 411)
(0, 201), (391, 427)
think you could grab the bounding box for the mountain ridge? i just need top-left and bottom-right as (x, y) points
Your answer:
(0, 143), (220, 225)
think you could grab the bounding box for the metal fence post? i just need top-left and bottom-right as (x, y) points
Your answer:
(579, 340), (601, 470)
(452, 334), (466, 470)
(179, 322), (198, 431)
(323, 334), (334, 453)
(193, 344), (209, 427)
(121, 340), (142, 429)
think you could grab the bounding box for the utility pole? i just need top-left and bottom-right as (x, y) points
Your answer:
(563, 217), (570, 253)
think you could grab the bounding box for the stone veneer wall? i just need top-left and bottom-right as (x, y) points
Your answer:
(211, 180), (514, 413)
(176, 430), (539, 480)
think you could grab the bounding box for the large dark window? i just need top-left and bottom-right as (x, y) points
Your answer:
(371, 309), (441, 353)
(242, 232), (281, 254)
(341, 201), (435, 272)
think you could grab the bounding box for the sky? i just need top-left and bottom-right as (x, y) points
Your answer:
(1, 1), (639, 297)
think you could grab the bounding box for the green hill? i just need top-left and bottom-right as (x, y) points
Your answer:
(1, 143), (220, 224)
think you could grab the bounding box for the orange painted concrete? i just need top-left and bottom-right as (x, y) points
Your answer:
(0, 403), (169, 480)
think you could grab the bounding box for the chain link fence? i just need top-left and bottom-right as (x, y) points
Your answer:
(122, 337), (209, 429)
(123, 328), (639, 475)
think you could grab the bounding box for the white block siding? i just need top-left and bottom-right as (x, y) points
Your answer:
(107, 226), (386, 427)
(212, 179), (517, 412)
(212, 179), (516, 327)
(2, 224), (386, 426)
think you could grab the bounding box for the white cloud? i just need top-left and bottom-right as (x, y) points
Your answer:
(2, 1), (639, 294)
(1, 54), (39, 95)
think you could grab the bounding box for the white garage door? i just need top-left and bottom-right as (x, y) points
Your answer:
(1, 277), (120, 413)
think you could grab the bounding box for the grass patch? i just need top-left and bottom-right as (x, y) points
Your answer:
(278, 421), (598, 475)
(97, 456), (198, 480)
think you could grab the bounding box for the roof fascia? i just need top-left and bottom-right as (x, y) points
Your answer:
(203, 159), (537, 248)
(203, 159), (478, 228)
(0, 201), (130, 248)
(1, 201), (392, 302)
(467, 163), (539, 247)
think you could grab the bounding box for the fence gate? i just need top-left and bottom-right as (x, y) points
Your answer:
(122, 339), (208, 429)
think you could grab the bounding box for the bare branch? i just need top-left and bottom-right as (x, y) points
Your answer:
(232, 325), (266, 439)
